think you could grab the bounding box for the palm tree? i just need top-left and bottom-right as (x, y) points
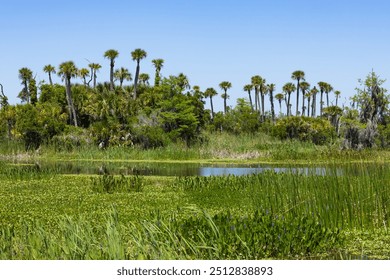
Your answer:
(18, 67), (33, 103)
(311, 86), (319, 117)
(89, 63), (102, 88)
(291, 70), (305, 116)
(275, 93), (285, 115)
(317, 82), (328, 116)
(282, 82), (296, 116)
(139, 73), (150, 85)
(299, 81), (310, 116)
(243, 84), (254, 112)
(324, 83), (333, 108)
(251, 75), (262, 112)
(104, 49), (119, 91)
(114, 67), (132, 88)
(259, 79), (267, 121)
(131, 48), (147, 99)
(219, 81), (232, 114)
(268, 83), (276, 123)
(58, 61), (78, 126)
(151, 58), (164, 87)
(176, 73), (190, 93)
(79, 68), (90, 86)
(334, 90), (341, 107)
(204, 87), (218, 119)
(43, 64), (56, 85)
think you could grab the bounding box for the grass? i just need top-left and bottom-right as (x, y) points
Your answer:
(0, 161), (389, 259)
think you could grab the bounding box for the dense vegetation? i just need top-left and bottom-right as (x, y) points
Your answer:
(0, 162), (389, 259)
(1, 48), (389, 152)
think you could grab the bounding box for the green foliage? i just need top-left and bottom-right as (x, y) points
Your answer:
(91, 174), (144, 193)
(272, 116), (335, 145)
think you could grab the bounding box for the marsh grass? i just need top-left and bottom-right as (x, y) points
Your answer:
(91, 174), (144, 193)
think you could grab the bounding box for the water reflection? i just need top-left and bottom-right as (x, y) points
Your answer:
(33, 161), (344, 177)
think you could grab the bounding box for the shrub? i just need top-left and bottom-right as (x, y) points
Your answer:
(272, 116), (335, 145)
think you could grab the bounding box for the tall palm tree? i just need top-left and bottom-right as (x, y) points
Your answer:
(251, 75), (262, 112)
(89, 63), (102, 88)
(79, 68), (90, 86)
(104, 49), (119, 91)
(334, 90), (341, 107)
(43, 64), (56, 85)
(58, 61), (78, 126)
(219, 81), (232, 114)
(243, 84), (254, 112)
(259, 79), (267, 121)
(151, 58), (164, 87)
(114, 67), (132, 88)
(18, 67), (33, 103)
(317, 82), (328, 116)
(291, 70), (305, 116)
(204, 87), (218, 119)
(282, 82), (296, 116)
(275, 93), (285, 115)
(324, 83), (333, 108)
(299, 81), (310, 116)
(131, 48), (147, 99)
(268, 83), (276, 123)
(311, 86), (319, 117)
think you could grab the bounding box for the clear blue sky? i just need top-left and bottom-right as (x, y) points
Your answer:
(1, 0), (390, 113)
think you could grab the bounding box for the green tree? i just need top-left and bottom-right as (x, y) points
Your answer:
(243, 84), (254, 112)
(88, 63), (102, 88)
(334, 90), (341, 107)
(114, 67), (132, 88)
(18, 67), (33, 103)
(310, 86), (319, 117)
(318, 81), (329, 116)
(251, 75), (262, 112)
(219, 81), (232, 114)
(204, 87), (218, 120)
(325, 83), (333, 108)
(275, 93), (285, 115)
(131, 48), (147, 99)
(292, 70), (305, 116)
(43, 64), (56, 85)
(259, 79), (267, 122)
(283, 82), (296, 117)
(29, 77), (38, 106)
(79, 68), (90, 86)
(268, 83), (276, 123)
(299, 81), (310, 116)
(139, 73), (150, 86)
(104, 49), (119, 91)
(152, 58), (164, 87)
(58, 61), (78, 126)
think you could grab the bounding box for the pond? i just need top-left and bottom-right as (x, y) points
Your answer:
(25, 161), (346, 177)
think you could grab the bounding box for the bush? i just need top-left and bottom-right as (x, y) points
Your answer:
(272, 116), (335, 145)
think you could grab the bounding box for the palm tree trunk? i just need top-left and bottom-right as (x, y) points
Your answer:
(110, 59), (114, 91)
(133, 61), (140, 99)
(261, 93), (265, 122)
(223, 92), (227, 114)
(66, 77), (78, 127)
(270, 91), (275, 123)
(48, 73), (53, 86)
(254, 89), (259, 112)
(312, 93), (316, 117)
(296, 79), (300, 116)
(326, 92), (329, 107)
(247, 90), (254, 112)
(307, 96), (311, 117)
(320, 91), (324, 116)
(210, 96), (214, 120)
(287, 93), (291, 116)
(302, 91), (305, 116)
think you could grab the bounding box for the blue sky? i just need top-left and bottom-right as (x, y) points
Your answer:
(1, 0), (390, 113)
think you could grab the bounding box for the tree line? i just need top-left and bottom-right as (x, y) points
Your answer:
(0, 48), (389, 150)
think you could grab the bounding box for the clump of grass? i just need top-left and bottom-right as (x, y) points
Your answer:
(91, 174), (144, 193)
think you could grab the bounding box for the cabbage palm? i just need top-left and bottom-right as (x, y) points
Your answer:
(204, 87), (218, 119)
(243, 84), (254, 112)
(58, 61), (78, 126)
(251, 75), (262, 112)
(282, 82), (296, 116)
(324, 83), (333, 108)
(131, 48), (147, 99)
(139, 73), (150, 85)
(219, 81), (232, 114)
(89, 63), (102, 88)
(268, 83), (276, 123)
(18, 67), (33, 103)
(43, 64), (56, 85)
(334, 90), (341, 107)
(311, 86), (319, 117)
(275, 93), (285, 114)
(151, 58), (164, 87)
(292, 70), (305, 116)
(114, 67), (132, 88)
(317, 82), (328, 116)
(79, 68), (90, 86)
(104, 49), (119, 91)
(259, 80), (267, 122)
(299, 81), (310, 116)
